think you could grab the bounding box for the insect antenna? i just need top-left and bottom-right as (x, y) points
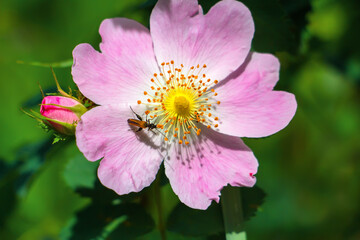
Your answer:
(154, 128), (167, 138)
(129, 106), (142, 120)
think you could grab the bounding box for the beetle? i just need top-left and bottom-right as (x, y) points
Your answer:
(127, 106), (157, 132)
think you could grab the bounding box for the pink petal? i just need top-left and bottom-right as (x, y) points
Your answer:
(226, 52), (282, 92)
(217, 92), (296, 138)
(165, 126), (258, 209)
(76, 104), (164, 194)
(40, 96), (80, 124)
(214, 53), (297, 137)
(72, 18), (159, 105)
(150, 0), (254, 81)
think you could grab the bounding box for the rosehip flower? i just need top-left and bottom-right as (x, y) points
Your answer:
(72, 0), (297, 209)
(40, 96), (87, 135)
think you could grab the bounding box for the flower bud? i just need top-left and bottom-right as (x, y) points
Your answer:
(40, 96), (87, 135)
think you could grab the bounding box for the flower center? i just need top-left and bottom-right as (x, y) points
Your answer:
(174, 96), (190, 115)
(136, 61), (220, 145)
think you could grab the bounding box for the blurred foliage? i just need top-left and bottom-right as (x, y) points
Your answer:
(60, 202), (155, 240)
(0, 0), (359, 239)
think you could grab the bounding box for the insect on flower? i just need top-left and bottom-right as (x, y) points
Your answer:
(127, 106), (163, 133)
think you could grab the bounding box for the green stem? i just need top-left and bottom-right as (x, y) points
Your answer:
(154, 176), (167, 240)
(221, 186), (247, 240)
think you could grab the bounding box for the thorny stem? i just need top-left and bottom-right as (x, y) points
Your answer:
(221, 186), (247, 240)
(154, 175), (166, 240)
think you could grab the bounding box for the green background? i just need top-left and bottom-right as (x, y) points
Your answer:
(0, 0), (359, 239)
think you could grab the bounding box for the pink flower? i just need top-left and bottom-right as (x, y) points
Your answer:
(40, 96), (87, 135)
(72, 0), (297, 209)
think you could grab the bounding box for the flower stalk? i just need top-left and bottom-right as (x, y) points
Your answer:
(221, 186), (247, 240)
(154, 175), (166, 240)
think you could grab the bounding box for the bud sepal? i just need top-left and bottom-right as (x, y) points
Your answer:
(23, 67), (94, 143)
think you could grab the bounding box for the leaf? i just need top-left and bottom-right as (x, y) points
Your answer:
(0, 160), (18, 228)
(60, 203), (155, 240)
(4, 138), (80, 198)
(62, 153), (98, 190)
(241, 0), (298, 53)
(74, 181), (121, 204)
(138, 0), (157, 9)
(167, 186), (266, 237)
(167, 202), (224, 237)
(13, 138), (55, 196)
(52, 134), (66, 144)
(107, 204), (155, 240)
(0, 180), (17, 228)
(241, 186), (266, 220)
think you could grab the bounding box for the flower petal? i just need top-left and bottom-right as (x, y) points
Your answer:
(214, 52), (297, 138)
(41, 96), (80, 124)
(165, 126), (258, 209)
(222, 52), (282, 92)
(72, 18), (159, 105)
(76, 104), (164, 194)
(150, 0), (254, 81)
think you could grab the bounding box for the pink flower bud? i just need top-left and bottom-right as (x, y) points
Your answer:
(40, 96), (87, 135)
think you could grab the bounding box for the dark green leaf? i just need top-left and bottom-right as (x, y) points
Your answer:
(241, 0), (298, 53)
(138, 0), (157, 9)
(167, 202), (224, 237)
(0, 161), (18, 228)
(63, 153), (98, 190)
(107, 204), (155, 240)
(167, 186), (266, 237)
(61, 203), (155, 240)
(13, 138), (54, 196)
(241, 186), (266, 220)
(74, 179), (147, 205)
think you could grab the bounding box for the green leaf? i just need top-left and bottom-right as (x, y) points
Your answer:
(167, 186), (266, 237)
(167, 202), (224, 237)
(62, 153), (98, 190)
(60, 203), (155, 240)
(241, 0), (298, 53)
(13, 138), (55, 196)
(52, 134), (67, 144)
(138, 0), (157, 8)
(0, 138), (78, 230)
(0, 161), (17, 228)
(74, 181), (121, 204)
(241, 186), (266, 221)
